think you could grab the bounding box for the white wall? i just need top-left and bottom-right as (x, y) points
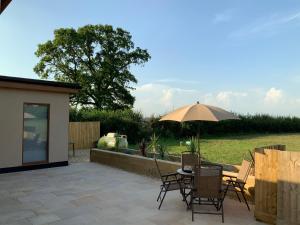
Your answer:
(0, 88), (69, 168)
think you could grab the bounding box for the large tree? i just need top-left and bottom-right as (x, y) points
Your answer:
(34, 24), (150, 109)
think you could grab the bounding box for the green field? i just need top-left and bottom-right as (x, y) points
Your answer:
(131, 133), (300, 165)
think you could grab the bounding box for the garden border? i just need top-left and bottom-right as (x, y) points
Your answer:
(90, 148), (255, 201)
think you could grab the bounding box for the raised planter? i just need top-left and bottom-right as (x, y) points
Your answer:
(90, 148), (255, 201)
(90, 148), (179, 178)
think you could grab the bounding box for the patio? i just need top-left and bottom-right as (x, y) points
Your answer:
(0, 163), (264, 225)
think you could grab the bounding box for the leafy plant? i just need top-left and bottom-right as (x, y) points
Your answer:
(186, 136), (200, 154)
(114, 137), (121, 152)
(158, 144), (168, 159)
(97, 139), (108, 149)
(148, 133), (160, 153)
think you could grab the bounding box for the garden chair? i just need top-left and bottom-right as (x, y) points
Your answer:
(154, 157), (188, 209)
(180, 152), (200, 200)
(181, 151), (199, 172)
(191, 164), (224, 223)
(223, 159), (253, 211)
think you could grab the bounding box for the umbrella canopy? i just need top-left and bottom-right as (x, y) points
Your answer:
(159, 102), (239, 122)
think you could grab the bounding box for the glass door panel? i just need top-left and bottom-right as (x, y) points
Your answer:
(23, 104), (49, 164)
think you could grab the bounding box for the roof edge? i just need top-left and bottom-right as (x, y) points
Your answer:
(0, 75), (81, 90)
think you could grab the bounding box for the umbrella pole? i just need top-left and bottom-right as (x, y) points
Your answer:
(197, 123), (200, 162)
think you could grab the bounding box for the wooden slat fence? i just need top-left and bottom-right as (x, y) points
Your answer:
(254, 145), (300, 225)
(69, 122), (100, 149)
(255, 148), (281, 224)
(277, 151), (300, 225)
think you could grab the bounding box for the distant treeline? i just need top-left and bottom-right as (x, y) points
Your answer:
(70, 108), (300, 143)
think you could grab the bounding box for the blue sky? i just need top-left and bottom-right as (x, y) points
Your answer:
(1, 0), (300, 116)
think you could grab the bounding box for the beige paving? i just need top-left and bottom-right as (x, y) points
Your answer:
(0, 163), (265, 225)
(68, 149), (90, 163)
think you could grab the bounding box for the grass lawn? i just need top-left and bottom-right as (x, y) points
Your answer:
(130, 133), (300, 165)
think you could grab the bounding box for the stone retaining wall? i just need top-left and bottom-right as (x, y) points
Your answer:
(90, 148), (255, 201)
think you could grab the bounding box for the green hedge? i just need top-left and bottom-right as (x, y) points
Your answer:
(150, 114), (300, 138)
(70, 109), (300, 144)
(69, 108), (151, 143)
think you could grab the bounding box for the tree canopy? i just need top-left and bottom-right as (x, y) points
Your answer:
(34, 24), (151, 109)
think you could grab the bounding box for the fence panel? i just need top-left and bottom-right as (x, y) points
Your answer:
(69, 121), (100, 149)
(277, 151), (300, 225)
(255, 148), (279, 224)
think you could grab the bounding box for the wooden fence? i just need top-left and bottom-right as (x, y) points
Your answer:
(277, 151), (300, 225)
(69, 121), (100, 149)
(255, 145), (300, 225)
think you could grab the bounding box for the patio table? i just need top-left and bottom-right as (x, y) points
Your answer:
(177, 168), (194, 176)
(177, 168), (194, 209)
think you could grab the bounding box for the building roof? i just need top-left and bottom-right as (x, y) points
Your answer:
(0, 0), (12, 15)
(0, 75), (81, 94)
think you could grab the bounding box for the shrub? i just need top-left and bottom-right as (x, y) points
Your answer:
(97, 139), (108, 148)
(71, 108), (300, 144)
(70, 108), (152, 144)
(147, 133), (160, 153)
(186, 136), (200, 154)
(157, 144), (168, 159)
(150, 114), (300, 137)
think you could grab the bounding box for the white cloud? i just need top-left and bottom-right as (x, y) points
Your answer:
(154, 78), (201, 85)
(264, 88), (283, 104)
(160, 89), (173, 107)
(133, 83), (200, 116)
(133, 83), (300, 117)
(230, 10), (300, 38)
(216, 91), (247, 106)
(202, 91), (248, 109)
(213, 9), (234, 24)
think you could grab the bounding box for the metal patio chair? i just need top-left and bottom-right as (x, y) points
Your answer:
(180, 152), (200, 202)
(181, 151), (199, 172)
(154, 157), (188, 209)
(223, 159), (253, 211)
(191, 164), (224, 223)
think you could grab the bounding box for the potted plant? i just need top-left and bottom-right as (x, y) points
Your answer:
(186, 136), (200, 154)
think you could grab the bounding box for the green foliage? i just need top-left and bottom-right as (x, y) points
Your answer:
(114, 137), (121, 152)
(71, 108), (300, 145)
(148, 133), (160, 153)
(186, 136), (200, 154)
(34, 24), (151, 110)
(157, 144), (168, 159)
(70, 108), (151, 144)
(150, 114), (300, 137)
(97, 139), (108, 148)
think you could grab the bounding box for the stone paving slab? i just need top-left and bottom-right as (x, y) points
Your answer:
(0, 163), (265, 225)
(68, 149), (90, 163)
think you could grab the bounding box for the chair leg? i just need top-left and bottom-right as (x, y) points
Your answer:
(181, 188), (189, 207)
(235, 190), (241, 202)
(221, 201), (224, 223)
(157, 187), (163, 202)
(191, 198), (194, 221)
(182, 188), (186, 201)
(221, 183), (229, 206)
(240, 190), (250, 211)
(158, 190), (167, 210)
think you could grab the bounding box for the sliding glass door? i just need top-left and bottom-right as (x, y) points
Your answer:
(23, 103), (49, 164)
